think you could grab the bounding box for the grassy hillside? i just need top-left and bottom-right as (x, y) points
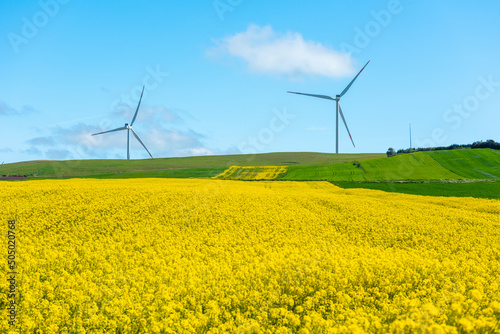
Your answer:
(282, 151), (462, 181)
(0, 152), (384, 178)
(281, 163), (365, 181)
(2, 149), (497, 184)
(426, 149), (500, 179)
(325, 149), (500, 199)
(83, 167), (227, 179)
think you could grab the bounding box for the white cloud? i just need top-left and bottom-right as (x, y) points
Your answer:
(210, 24), (355, 78)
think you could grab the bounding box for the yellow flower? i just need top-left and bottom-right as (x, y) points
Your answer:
(1, 178), (499, 332)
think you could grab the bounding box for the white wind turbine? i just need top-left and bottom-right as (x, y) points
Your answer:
(92, 85), (153, 160)
(288, 60), (370, 154)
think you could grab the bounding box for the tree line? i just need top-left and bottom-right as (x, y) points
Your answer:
(387, 139), (499, 157)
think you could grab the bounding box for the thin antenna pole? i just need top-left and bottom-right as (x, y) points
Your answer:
(409, 123), (412, 150)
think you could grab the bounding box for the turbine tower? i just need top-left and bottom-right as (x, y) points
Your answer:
(92, 85), (153, 160)
(288, 60), (370, 153)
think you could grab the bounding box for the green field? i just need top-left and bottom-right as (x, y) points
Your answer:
(281, 149), (500, 181)
(214, 166), (288, 180)
(282, 151), (462, 181)
(1, 149), (497, 183)
(426, 149), (500, 179)
(336, 181), (500, 200)
(280, 163), (364, 181)
(0, 152), (384, 179)
(83, 167), (226, 179)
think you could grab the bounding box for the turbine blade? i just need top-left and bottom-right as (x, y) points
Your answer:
(338, 103), (355, 148)
(91, 126), (126, 136)
(339, 60), (370, 98)
(287, 91), (335, 100)
(130, 85), (145, 126)
(130, 128), (153, 158)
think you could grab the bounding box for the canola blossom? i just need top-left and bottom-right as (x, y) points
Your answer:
(1, 179), (500, 333)
(214, 166), (288, 180)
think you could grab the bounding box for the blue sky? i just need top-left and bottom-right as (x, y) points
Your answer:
(1, 0), (499, 163)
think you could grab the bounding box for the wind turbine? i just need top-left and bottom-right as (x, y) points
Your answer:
(92, 85), (153, 160)
(288, 60), (370, 154)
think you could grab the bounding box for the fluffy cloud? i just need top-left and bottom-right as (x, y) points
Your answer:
(210, 24), (355, 79)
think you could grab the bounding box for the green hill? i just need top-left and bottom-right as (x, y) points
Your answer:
(281, 149), (500, 181)
(282, 151), (463, 181)
(0, 152), (383, 179)
(278, 148), (499, 200)
(1, 149), (498, 182)
(426, 149), (500, 179)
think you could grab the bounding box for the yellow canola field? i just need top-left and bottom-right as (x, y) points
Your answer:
(1, 179), (500, 334)
(214, 166), (288, 180)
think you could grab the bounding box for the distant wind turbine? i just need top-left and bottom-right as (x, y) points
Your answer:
(288, 60), (370, 154)
(91, 85), (153, 160)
